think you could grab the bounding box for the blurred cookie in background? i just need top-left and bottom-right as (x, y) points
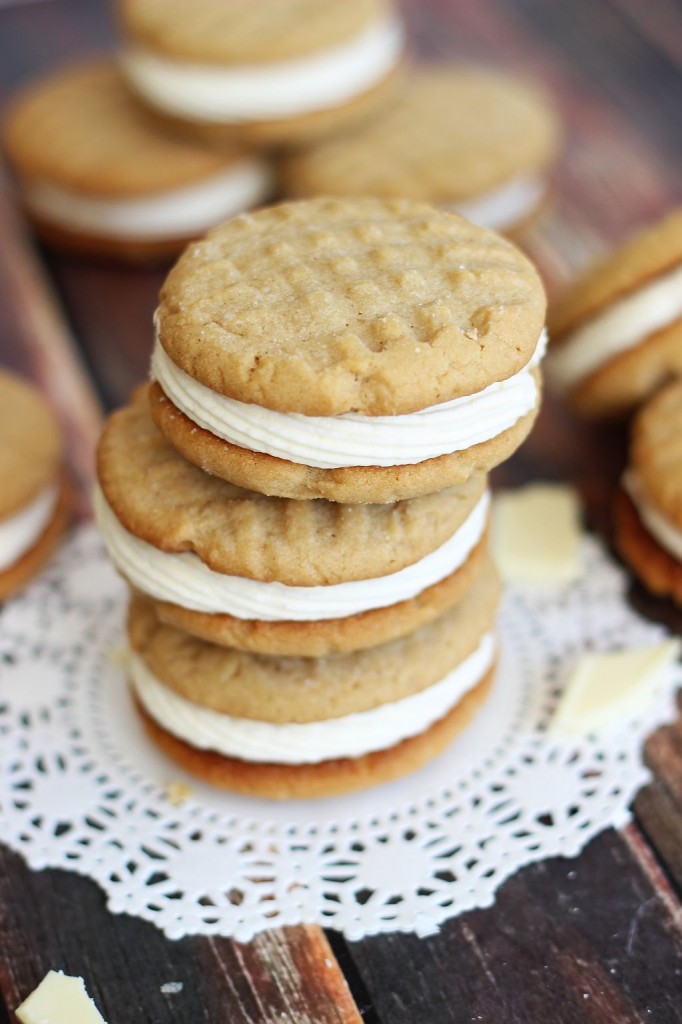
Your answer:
(3, 61), (273, 263)
(0, 369), (68, 600)
(614, 379), (682, 607)
(279, 67), (560, 235)
(548, 209), (682, 418)
(118, 0), (405, 147)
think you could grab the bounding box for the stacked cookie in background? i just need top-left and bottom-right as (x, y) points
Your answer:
(280, 67), (560, 236)
(0, 370), (67, 600)
(547, 208), (682, 608)
(118, 0), (405, 147)
(94, 197), (548, 799)
(2, 62), (274, 263)
(2, 0), (405, 261)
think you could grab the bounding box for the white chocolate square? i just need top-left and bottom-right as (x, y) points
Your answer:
(492, 484), (583, 584)
(16, 971), (106, 1024)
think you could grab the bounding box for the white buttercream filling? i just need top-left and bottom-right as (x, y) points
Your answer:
(549, 263), (682, 392)
(23, 160), (273, 241)
(447, 172), (546, 232)
(151, 330), (546, 469)
(122, 16), (403, 123)
(94, 486), (490, 621)
(130, 631), (495, 764)
(624, 470), (682, 562)
(0, 485), (58, 573)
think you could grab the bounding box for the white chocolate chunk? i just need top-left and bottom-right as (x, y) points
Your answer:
(550, 640), (681, 737)
(16, 971), (107, 1024)
(491, 484), (583, 584)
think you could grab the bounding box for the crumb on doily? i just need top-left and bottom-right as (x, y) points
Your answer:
(166, 780), (193, 806)
(106, 644), (128, 667)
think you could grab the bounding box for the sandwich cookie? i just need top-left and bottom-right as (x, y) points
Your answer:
(280, 68), (560, 234)
(0, 370), (68, 599)
(119, 0), (404, 146)
(614, 380), (682, 605)
(548, 209), (682, 418)
(127, 561), (500, 798)
(96, 387), (490, 655)
(3, 61), (273, 262)
(150, 197), (547, 504)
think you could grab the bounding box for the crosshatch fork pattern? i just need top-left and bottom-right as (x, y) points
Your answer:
(158, 198), (544, 416)
(0, 526), (677, 943)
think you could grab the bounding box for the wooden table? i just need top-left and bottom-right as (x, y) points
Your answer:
(1, 1), (682, 1020)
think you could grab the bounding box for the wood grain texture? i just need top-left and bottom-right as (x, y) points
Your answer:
(0, 0), (681, 1022)
(0, 846), (362, 1024)
(347, 830), (682, 1024)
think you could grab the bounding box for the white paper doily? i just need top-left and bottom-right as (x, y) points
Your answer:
(0, 525), (678, 942)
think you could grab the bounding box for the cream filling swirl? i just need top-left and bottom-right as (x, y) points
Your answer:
(23, 160), (273, 241)
(94, 486), (490, 621)
(0, 485), (58, 573)
(446, 172), (546, 232)
(130, 632), (495, 764)
(151, 330), (546, 469)
(549, 263), (682, 393)
(624, 470), (682, 562)
(122, 16), (403, 123)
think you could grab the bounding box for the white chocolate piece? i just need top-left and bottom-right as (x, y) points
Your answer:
(491, 484), (583, 584)
(16, 971), (107, 1024)
(550, 640), (681, 737)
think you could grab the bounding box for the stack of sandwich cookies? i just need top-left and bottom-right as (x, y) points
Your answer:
(119, 0), (404, 146)
(127, 561), (500, 800)
(94, 196), (547, 796)
(3, 61), (273, 262)
(95, 388), (491, 656)
(149, 197), (547, 504)
(548, 209), (682, 418)
(614, 380), (682, 606)
(0, 370), (68, 599)
(280, 68), (560, 234)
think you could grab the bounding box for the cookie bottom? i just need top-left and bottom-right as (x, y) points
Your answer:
(150, 378), (541, 504)
(27, 213), (199, 265)
(567, 316), (682, 420)
(134, 665), (494, 800)
(613, 488), (682, 606)
(0, 480), (69, 600)
(151, 532), (489, 657)
(141, 64), (404, 149)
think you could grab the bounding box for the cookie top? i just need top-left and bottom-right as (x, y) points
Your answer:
(3, 61), (243, 198)
(98, 387), (487, 586)
(0, 369), (62, 520)
(157, 197), (546, 416)
(629, 379), (682, 529)
(127, 557), (500, 723)
(281, 68), (560, 204)
(119, 0), (390, 64)
(549, 208), (682, 341)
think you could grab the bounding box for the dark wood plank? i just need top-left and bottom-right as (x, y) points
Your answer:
(44, 254), (164, 410)
(346, 830), (682, 1024)
(0, 846), (363, 1024)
